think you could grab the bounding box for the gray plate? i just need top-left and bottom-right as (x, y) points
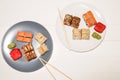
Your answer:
(1, 21), (53, 72)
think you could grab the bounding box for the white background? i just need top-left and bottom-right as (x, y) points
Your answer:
(0, 0), (120, 80)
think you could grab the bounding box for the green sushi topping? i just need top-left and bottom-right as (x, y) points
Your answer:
(92, 32), (101, 40)
(8, 42), (16, 49)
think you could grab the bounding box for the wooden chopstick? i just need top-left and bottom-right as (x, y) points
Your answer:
(39, 58), (56, 80)
(40, 57), (72, 80)
(58, 8), (70, 49)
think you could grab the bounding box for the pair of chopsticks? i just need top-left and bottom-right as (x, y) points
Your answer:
(39, 57), (72, 80)
(58, 8), (70, 49)
(39, 8), (72, 80)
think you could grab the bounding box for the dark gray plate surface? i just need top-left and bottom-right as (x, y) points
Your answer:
(1, 21), (53, 72)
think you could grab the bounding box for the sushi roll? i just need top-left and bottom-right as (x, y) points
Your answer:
(23, 37), (32, 43)
(25, 52), (31, 61)
(24, 32), (33, 38)
(83, 11), (97, 27)
(29, 51), (36, 59)
(71, 16), (81, 28)
(72, 28), (82, 40)
(22, 45), (29, 53)
(64, 14), (73, 26)
(22, 43), (36, 61)
(37, 43), (49, 55)
(27, 43), (33, 51)
(35, 33), (47, 44)
(81, 29), (90, 40)
(16, 31), (33, 43)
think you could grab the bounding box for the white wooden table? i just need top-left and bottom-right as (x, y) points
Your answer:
(0, 0), (120, 80)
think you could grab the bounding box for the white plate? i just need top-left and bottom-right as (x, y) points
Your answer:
(56, 2), (106, 52)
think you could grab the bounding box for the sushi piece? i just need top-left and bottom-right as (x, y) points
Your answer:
(71, 16), (81, 28)
(27, 43), (33, 51)
(22, 43), (34, 53)
(35, 33), (47, 44)
(25, 51), (36, 61)
(16, 31), (33, 43)
(72, 28), (90, 40)
(25, 52), (31, 61)
(64, 14), (81, 28)
(92, 32), (101, 40)
(35, 33), (43, 38)
(81, 29), (90, 40)
(37, 36), (47, 44)
(82, 28), (90, 34)
(17, 32), (24, 37)
(72, 28), (82, 39)
(24, 32), (33, 38)
(22, 45), (28, 53)
(17, 32), (33, 38)
(38, 43), (49, 55)
(23, 37), (32, 43)
(22, 43), (36, 61)
(10, 48), (22, 61)
(83, 11), (97, 27)
(64, 14), (73, 26)
(94, 22), (106, 33)
(29, 51), (36, 59)
(16, 36), (24, 42)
